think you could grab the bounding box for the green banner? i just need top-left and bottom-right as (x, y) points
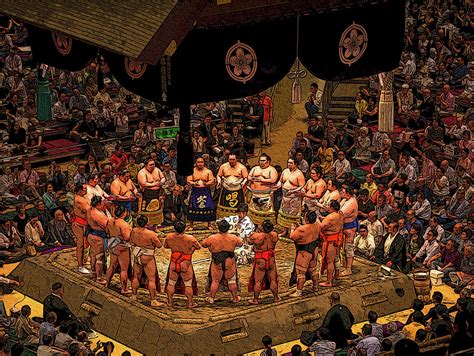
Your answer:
(154, 126), (179, 140)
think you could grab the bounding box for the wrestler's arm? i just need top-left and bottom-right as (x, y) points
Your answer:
(260, 168), (278, 184)
(241, 166), (249, 184)
(163, 236), (170, 249)
(234, 235), (244, 247)
(110, 181), (127, 200)
(190, 236), (202, 251)
(289, 226), (304, 242)
(205, 170), (215, 187)
(152, 234), (163, 248)
(157, 169), (166, 184)
(138, 171), (158, 188)
(186, 174), (195, 185)
(297, 173), (306, 188)
(270, 231), (279, 244)
(201, 237), (211, 248)
(247, 167), (256, 182)
(122, 224), (132, 242)
(247, 232), (259, 245)
(216, 165), (224, 187)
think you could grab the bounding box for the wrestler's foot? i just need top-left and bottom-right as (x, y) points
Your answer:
(290, 290), (302, 298)
(207, 225), (213, 230)
(312, 286), (319, 293)
(77, 266), (91, 274)
(248, 299), (259, 305)
(319, 282), (333, 287)
(273, 297), (282, 303)
(96, 278), (107, 285)
(151, 300), (165, 308)
(188, 302), (198, 309)
(205, 297), (215, 304)
(167, 300), (174, 308)
(121, 289), (133, 295)
(340, 269), (352, 277)
(130, 294), (137, 301)
(232, 296), (242, 303)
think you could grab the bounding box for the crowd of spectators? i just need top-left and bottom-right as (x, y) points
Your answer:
(0, 0), (473, 355)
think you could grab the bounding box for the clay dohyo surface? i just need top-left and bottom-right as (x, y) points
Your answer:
(12, 229), (417, 355)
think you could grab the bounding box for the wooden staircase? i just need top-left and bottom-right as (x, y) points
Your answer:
(322, 78), (370, 127)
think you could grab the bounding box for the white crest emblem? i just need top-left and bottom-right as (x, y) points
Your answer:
(339, 22), (368, 66)
(225, 41), (257, 84)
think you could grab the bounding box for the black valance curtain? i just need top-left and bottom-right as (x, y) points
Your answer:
(26, 25), (97, 71)
(299, 0), (405, 81)
(25, 0), (405, 104)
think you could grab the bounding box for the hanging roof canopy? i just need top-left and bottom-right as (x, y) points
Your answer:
(1, 0), (209, 65)
(2, 0), (394, 65)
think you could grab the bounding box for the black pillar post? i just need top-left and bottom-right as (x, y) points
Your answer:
(177, 103), (194, 177)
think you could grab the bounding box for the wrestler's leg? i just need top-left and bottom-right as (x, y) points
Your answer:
(224, 259), (240, 303)
(103, 251), (119, 286)
(249, 260), (265, 304)
(268, 258), (280, 302)
(341, 230), (355, 276)
(166, 264), (178, 307)
(320, 245), (336, 287)
(87, 236), (97, 275)
(72, 223), (85, 268)
(131, 263), (143, 300)
(181, 263), (197, 308)
(207, 263), (223, 303)
(118, 249), (131, 293)
(309, 249), (319, 291)
(95, 239), (105, 281)
(145, 257), (164, 307)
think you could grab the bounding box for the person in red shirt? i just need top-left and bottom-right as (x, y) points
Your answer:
(259, 92), (273, 146)
(109, 145), (128, 175)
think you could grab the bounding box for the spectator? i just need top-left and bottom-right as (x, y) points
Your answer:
(46, 209), (75, 246)
(24, 213), (45, 248)
(371, 222), (406, 271)
(361, 211), (384, 244)
(260, 335), (277, 356)
(309, 328), (336, 356)
(304, 82), (322, 118)
(333, 151), (351, 183)
(401, 313), (424, 341)
(15, 305), (39, 345)
(350, 324), (381, 356)
(69, 87), (89, 111)
(412, 229), (440, 268)
(357, 190), (375, 221)
(367, 311), (383, 341)
(39, 312), (58, 345)
(354, 224), (376, 259)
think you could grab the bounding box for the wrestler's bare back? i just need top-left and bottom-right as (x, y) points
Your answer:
(201, 233), (243, 253)
(248, 231), (278, 252)
(320, 212), (344, 234)
(290, 223), (320, 245)
(131, 228), (162, 249)
(164, 233), (201, 254)
(87, 208), (108, 231)
(107, 218), (131, 242)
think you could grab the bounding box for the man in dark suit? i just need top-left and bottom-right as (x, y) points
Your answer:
(319, 292), (355, 348)
(198, 114), (217, 140)
(43, 282), (94, 335)
(42, 282), (76, 326)
(371, 222), (406, 271)
(163, 185), (185, 226)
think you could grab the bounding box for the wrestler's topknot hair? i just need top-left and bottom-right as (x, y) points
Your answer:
(90, 195), (102, 207)
(74, 182), (85, 193)
(262, 220), (274, 233)
(174, 220), (186, 234)
(114, 205), (125, 218)
(306, 211), (317, 224)
(136, 215), (148, 227)
(329, 200), (340, 211)
(218, 219), (230, 233)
